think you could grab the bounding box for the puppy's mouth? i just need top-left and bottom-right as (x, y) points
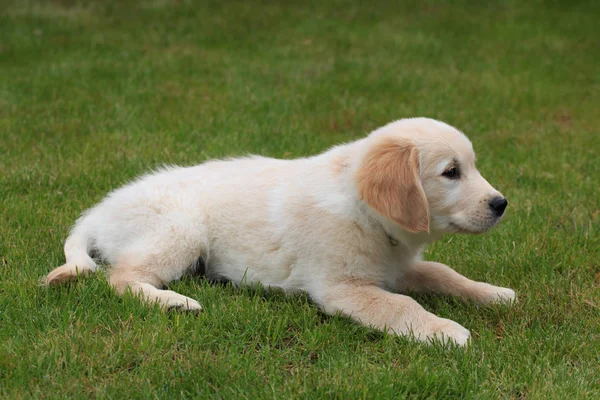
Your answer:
(448, 221), (477, 234)
(448, 220), (495, 234)
(448, 214), (504, 234)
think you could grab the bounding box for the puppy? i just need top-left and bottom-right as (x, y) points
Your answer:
(46, 118), (515, 346)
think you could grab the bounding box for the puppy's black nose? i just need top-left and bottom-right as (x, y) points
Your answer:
(489, 196), (508, 217)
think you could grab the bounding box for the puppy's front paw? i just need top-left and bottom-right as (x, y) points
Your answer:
(493, 287), (516, 304)
(478, 284), (517, 305)
(156, 291), (203, 313)
(430, 318), (471, 347)
(167, 296), (203, 313)
(409, 316), (470, 346)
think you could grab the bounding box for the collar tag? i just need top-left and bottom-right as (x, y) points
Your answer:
(387, 234), (399, 247)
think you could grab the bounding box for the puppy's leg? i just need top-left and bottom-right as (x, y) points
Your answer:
(319, 282), (470, 346)
(109, 266), (202, 312)
(400, 261), (516, 305)
(108, 236), (204, 312)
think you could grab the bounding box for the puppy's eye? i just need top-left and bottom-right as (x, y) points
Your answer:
(442, 167), (460, 179)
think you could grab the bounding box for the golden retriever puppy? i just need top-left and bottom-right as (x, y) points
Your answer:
(46, 118), (515, 346)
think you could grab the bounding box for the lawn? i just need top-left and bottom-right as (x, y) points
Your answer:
(1, 0), (599, 398)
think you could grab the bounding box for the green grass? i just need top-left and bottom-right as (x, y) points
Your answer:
(1, 0), (599, 398)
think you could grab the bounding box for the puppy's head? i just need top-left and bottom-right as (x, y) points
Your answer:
(356, 118), (507, 234)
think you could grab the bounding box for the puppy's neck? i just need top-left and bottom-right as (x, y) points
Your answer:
(377, 214), (441, 248)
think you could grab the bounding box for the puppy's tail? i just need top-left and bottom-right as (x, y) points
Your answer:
(45, 220), (98, 286)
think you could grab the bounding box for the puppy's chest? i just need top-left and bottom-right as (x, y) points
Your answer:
(381, 244), (421, 282)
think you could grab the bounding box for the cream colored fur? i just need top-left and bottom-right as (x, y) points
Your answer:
(45, 118), (516, 346)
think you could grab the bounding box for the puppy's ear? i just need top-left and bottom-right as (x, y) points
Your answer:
(356, 138), (430, 233)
